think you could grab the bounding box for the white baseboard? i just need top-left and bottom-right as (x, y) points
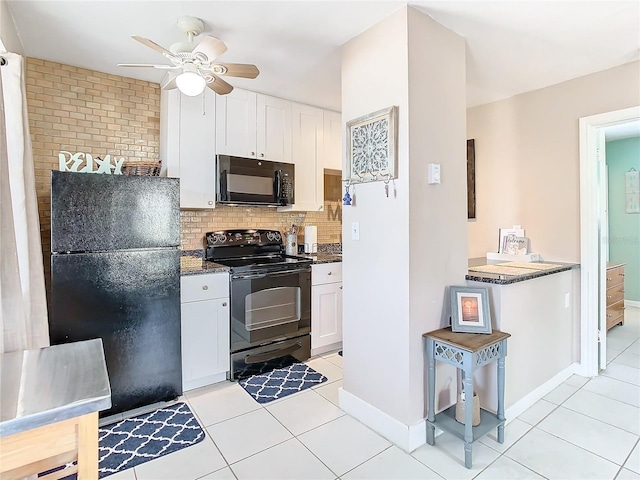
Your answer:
(505, 363), (579, 420)
(338, 364), (579, 454)
(338, 387), (425, 453)
(625, 300), (640, 309)
(311, 342), (342, 357)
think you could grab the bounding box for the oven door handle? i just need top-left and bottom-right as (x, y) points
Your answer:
(243, 342), (304, 364)
(232, 268), (310, 280)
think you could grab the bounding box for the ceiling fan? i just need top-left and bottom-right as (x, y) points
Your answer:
(118, 15), (259, 97)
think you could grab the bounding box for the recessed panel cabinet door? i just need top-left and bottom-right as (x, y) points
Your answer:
(181, 297), (230, 391)
(215, 88), (257, 158)
(311, 282), (343, 349)
(323, 110), (342, 171)
(257, 94), (292, 163)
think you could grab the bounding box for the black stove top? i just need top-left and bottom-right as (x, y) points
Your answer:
(205, 229), (311, 274)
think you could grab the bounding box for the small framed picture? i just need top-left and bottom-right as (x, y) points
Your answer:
(450, 286), (492, 334)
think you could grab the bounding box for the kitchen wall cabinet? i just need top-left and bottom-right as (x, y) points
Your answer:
(216, 88), (292, 163)
(161, 89), (217, 209)
(311, 262), (342, 355)
(180, 272), (230, 391)
(323, 110), (342, 171)
(279, 103), (324, 212)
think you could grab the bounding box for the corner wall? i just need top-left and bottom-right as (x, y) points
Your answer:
(340, 5), (466, 446)
(0, 0), (22, 53)
(467, 61), (640, 262)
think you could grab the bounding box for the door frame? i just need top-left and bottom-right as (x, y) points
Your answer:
(578, 105), (640, 377)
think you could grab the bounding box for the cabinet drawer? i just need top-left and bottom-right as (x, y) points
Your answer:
(606, 300), (625, 322)
(181, 273), (229, 303)
(312, 262), (342, 285)
(606, 282), (625, 306)
(606, 266), (625, 288)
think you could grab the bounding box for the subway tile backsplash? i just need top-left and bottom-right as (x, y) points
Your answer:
(180, 174), (343, 250)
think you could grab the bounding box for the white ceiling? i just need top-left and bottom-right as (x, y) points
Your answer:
(6, 1), (640, 112)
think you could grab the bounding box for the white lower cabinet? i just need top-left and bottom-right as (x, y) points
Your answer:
(180, 272), (230, 391)
(311, 262), (342, 355)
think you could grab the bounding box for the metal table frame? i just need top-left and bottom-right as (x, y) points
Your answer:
(424, 328), (510, 469)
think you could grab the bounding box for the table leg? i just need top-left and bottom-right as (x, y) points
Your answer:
(463, 367), (473, 469)
(426, 338), (436, 445)
(77, 412), (99, 479)
(497, 347), (506, 444)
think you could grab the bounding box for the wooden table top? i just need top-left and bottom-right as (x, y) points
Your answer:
(423, 328), (511, 353)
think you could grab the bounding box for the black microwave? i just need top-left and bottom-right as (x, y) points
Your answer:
(216, 155), (294, 207)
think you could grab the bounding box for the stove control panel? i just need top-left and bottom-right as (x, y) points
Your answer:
(206, 229), (282, 247)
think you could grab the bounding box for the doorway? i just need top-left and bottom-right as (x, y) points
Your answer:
(579, 106), (640, 377)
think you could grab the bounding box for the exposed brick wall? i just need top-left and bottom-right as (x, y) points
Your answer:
(26, 57), (161, 288)
(180, 174), (343, 250)
(25, 57), (342, 284)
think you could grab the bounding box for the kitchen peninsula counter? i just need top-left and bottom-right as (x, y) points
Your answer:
(462, 257), (580, 422)
(466, 257), (579, 284)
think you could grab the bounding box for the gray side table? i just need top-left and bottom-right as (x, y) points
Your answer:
(423, 328), (511, 469)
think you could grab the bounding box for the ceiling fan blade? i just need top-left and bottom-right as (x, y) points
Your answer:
(207, 74), (234, 95)
(192, 35), (228, 62)
(213, 63), (260, 79)
(132, 36), (176, 58)
(117, 63), (179, 69)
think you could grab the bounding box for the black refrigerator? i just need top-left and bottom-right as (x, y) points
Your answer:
(49, 171), (182, 417)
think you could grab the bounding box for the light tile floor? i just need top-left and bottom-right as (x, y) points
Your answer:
(113, 307), (640, 479)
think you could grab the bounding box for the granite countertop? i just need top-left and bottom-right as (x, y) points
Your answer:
(466, 257), (579, 285)
(0, 339), (111, 437)
(292, 253), (342, 264)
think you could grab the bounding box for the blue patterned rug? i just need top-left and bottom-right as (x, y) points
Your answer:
(40, 402), (205, 479)
(238, 355), (328, 404)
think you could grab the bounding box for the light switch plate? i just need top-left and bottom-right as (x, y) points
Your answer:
(428, 163), (441, 184)
(351, 222), (360, 241)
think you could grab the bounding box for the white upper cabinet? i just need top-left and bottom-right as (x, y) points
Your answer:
(323, 110), (342, 171)
(216, 88), (292, 163)
(161, 88), (216, 209)
(215, 88), (257, 158)
(256, 94), (292, 163)
(280, 103), (323, 212)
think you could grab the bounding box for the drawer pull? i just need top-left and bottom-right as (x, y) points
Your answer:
(202, 285), (209, 290)
(222, 302), (227, 307)
(607, 277), (612, 281)
(328, 271), (332, 276)
(620, 273), (625, 276)
(607, 295), (612, 299)
(621, 289), (625, 293)
(607, 314), (613, 318)
(340, 286), (343, 290)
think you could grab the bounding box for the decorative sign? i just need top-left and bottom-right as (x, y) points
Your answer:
(58, 151), (125, 174)
(625, 169), (639, 214)
(345, 106), (398, 184)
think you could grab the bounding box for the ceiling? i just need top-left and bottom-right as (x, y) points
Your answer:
(5, 1), (640, 112)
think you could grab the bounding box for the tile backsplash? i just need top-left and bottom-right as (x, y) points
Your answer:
(180, 174), (343, 250)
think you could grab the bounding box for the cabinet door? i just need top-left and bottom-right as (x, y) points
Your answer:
(256, 94), (292, 163)
(216, 88), (257, 158)
(162, 89), (216, 209)
(181, 297), (230, 391)
(283, 103), (324, 212)
(323, 110), (342, 171)
(179, 90), (217, 208)
(311, 282), (343, 349)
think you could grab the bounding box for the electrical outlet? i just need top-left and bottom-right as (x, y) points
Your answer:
(351, 222), (360, 241)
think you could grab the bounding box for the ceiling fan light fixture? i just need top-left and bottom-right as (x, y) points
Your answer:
(176, 64), (206, 96)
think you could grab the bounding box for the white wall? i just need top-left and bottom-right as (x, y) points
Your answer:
(0, 0), (23, 53)
(467, 61), (640, 262)
(341, 5), (466, 436)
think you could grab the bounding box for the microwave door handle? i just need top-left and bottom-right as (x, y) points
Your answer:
(275, 170), (282, 201)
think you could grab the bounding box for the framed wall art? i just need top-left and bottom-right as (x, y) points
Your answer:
(450, 286), (492, 334)
(345, 106), (398, 183)
(467, 139), (476, 219)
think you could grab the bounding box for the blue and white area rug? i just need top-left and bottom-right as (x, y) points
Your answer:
(40, 402), (204, 479)
(238, 355), (328, 404)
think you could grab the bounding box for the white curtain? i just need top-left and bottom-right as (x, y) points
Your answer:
(0, 52), (49, 354)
